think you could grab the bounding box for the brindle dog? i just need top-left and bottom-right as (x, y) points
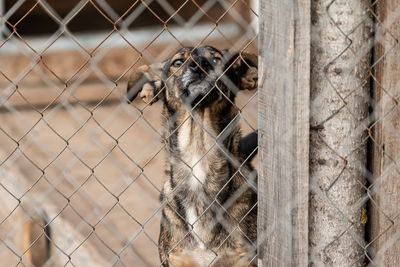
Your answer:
(127, 46), (257, 267)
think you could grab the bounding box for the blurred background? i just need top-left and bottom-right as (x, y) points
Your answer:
(0, 0), (258, 266)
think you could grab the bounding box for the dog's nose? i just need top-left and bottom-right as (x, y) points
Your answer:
(189, 56), (211, 74)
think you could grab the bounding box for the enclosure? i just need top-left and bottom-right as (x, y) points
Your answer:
(1, 0), (400, 266)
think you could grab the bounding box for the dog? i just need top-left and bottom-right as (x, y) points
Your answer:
(127, 45), (258, 267)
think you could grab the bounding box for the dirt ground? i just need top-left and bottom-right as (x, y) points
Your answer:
(0, 82), (257, 266)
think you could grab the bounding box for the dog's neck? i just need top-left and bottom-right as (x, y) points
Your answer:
(163, 102), (241, 191)
(164, 100), (239, 153)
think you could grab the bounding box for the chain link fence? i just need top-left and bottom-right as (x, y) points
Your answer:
(0, 0), (258, 266)
(3, 0), (400, 266)
(308, 0), (400, 266)
(363, 0), (400, 265)
(257, 0), (400, 266)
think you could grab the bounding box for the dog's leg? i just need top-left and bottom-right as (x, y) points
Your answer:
(239, 130), (258, 162)
(159, 199), (196, 267)
(169, 253), (200, 267)
(211, 252), (257, 267)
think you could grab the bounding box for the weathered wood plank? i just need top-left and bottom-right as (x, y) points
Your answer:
(370, 0), (400, 265)
(258, 1), (310, 266)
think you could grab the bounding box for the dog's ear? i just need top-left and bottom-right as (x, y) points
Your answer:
(126, 62), (164, 104)
(224, 50), (258, 91)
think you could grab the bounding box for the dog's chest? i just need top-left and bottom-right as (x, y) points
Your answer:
(186, 206), (208, 248)
(183, 191), (217, 248)
(177, 119), (214, 191)
(177, 118), (217, 246)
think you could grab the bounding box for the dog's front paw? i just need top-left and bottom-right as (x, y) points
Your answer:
(127, 63), (164, 104)
(241, 66), (258, 90)
(139, 81), (162, 104)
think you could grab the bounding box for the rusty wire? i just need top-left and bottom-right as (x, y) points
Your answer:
(308, 0), (400, 266)
(0, 0), (258, 266)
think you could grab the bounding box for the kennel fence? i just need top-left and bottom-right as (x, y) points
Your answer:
(0, 0), (258, 266)
(2, 0), (400, 266)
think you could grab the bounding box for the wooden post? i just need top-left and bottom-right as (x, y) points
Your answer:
(16, 205), (51, 267)
(309, 1), (371, 266)
(370, 0), (400, 265)
(258, 1), (310, 266)
(22, 214), (51, 267)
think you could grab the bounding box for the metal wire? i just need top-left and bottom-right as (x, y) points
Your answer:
(0, 0), (258, 266)
(309, 0), (400, 266)
(6, 0), (400, 266)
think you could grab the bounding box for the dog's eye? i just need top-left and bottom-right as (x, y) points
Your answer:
(172, 59), (184, 67)
(212, 57), (222, 65)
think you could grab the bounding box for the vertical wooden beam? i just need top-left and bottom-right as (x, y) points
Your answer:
(258, 1), (310, 266)
(22, 217), (51, 267)
(370, 0), (400, 265)
(18, 207), (51, 267)
(309, 1), (371, 266)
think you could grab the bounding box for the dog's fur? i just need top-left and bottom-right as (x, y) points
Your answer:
(127, 46), (258, 267)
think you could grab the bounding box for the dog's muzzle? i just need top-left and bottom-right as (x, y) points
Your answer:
(179, 56), (218, 107)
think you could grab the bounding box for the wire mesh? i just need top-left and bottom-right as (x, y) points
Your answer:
(5, 0), (400, 266)
(0, 0), (258, 266)
(309, 0), (400, 266)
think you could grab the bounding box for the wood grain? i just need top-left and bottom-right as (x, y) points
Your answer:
(258, 1), (310, 266)
(370, 0), (400, 265)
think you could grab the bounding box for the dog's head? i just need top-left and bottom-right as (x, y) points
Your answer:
(127, 46), (257, 110)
